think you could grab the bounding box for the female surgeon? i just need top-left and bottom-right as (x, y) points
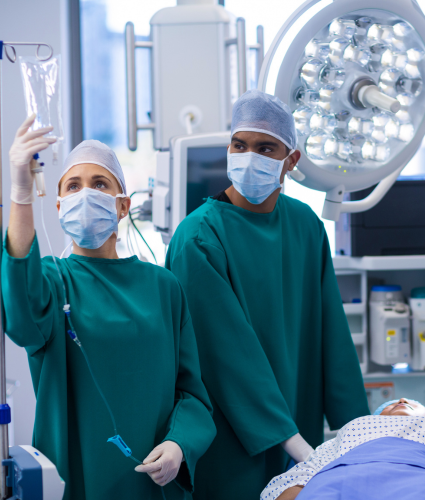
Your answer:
(2, 115), (216, 500)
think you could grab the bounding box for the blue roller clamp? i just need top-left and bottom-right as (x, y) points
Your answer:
(107, 435), (132, 457)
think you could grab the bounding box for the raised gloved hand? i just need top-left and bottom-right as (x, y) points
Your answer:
(9, 114), (56, 204)
(281, 433), (314, 463)
(135, 441), (183, 487)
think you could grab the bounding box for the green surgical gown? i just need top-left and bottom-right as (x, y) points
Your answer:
(2, 234), (216, 500)
(165, 195), (370, 500)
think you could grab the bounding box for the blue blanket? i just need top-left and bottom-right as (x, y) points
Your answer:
(298, 437), (425, 500)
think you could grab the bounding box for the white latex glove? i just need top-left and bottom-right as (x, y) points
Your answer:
(9, 114), (56, 204)
(281, 433), (314, 463)
(135, 441), (183, 487)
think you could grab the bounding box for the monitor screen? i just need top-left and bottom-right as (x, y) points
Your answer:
(186, 146), (230, 215)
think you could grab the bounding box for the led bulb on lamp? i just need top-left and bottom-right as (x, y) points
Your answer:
(305, 131), (333, 160)
(325, 135), (351, 160)
(398, 122), (415, 142)
(293, 106), (316, 136)
(385, 117), (400, 138)
(404, 62), (421, 79)
(317, 85), (336, 111)
(349, 134), (376, 162)
(344, 44), (371, 67)
(371, 113), (399, 143)
(305, 39), (330, 60)
(381, 50), (407, 71)
(396, 77), (422, 97)
(396, 92), (415, 122)
(392, 22), (413, 51)
(361, 140), (377, 161)
(371, 128), (387, 143)
(310, 112), (337, 133)
(379, 68), (403, 97)
(393, 22), (413, 38)
(295, 87), (321, 107)
(320, 65), (345, 88)
(368, 24), (394, 44)
(354, 17), (372, 46)
(348, 117), (374, 136)
(329, 19), (356, 39)
(369, 43), (388, 72)
(300, 59), (325, 89)
(334, 110), (351, 138)
(329, 38), (350, 67)
(374, 143), (391, 161)
(371, 113), (391, 143)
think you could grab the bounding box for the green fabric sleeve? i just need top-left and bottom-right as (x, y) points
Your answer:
(321, 232), (370, 429)
(167, 238), (299, 457)
(164, 295), (217, 493)
(2, 233), (58, 356)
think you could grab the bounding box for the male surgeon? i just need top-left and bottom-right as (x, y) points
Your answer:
(165, 90), (369, 500)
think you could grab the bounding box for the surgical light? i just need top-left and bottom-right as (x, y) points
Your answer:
(258, 0), (425, 221)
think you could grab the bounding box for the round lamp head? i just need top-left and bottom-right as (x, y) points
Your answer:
(259, 0), (425, 194)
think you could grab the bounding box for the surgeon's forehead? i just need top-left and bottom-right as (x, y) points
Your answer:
(59, 163), (122, 193)
(232, 131), (285, 147)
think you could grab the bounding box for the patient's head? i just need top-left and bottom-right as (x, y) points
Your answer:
(378, 398), (425, 417)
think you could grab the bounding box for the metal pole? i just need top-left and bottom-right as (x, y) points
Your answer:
(256, 25), (264, 85)
(236, 18), (247, 96)
(0, 45), (10, 500)
(125, 22), (137, 152)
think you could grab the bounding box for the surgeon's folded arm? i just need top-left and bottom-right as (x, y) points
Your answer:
(166, 238), (299, 457)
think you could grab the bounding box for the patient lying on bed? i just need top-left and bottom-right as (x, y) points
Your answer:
(261, 398), (425, 500)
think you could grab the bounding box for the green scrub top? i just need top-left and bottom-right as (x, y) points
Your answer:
(166, 194), (370, 500)
(2, 234), (216, 500)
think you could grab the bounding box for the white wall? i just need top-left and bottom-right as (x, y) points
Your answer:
(1, 0), (71, 445)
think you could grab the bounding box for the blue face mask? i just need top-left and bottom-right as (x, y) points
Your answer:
(58, 188), (126, 249)
(227, 149), (294, 205)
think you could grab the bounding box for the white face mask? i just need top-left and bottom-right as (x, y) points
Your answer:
(57, 188), (126, 249)
(227, 149), (295, 204)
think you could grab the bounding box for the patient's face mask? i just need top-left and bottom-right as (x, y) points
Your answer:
(58, 188), (125, 249)
(227, 149), (295, 205)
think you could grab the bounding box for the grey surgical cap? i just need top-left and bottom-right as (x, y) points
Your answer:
(57, 139), (127, 195)
(231, 89), (297, 150)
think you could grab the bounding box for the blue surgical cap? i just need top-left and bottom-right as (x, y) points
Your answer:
(373, 399), (422, 415)
(58, 139), (127, 195)
(231, 90), (297, 150)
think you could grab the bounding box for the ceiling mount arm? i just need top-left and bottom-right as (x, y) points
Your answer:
(321, 164), (406, 221)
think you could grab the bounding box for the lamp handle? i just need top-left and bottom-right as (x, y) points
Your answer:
(321, 164), (406, 221)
